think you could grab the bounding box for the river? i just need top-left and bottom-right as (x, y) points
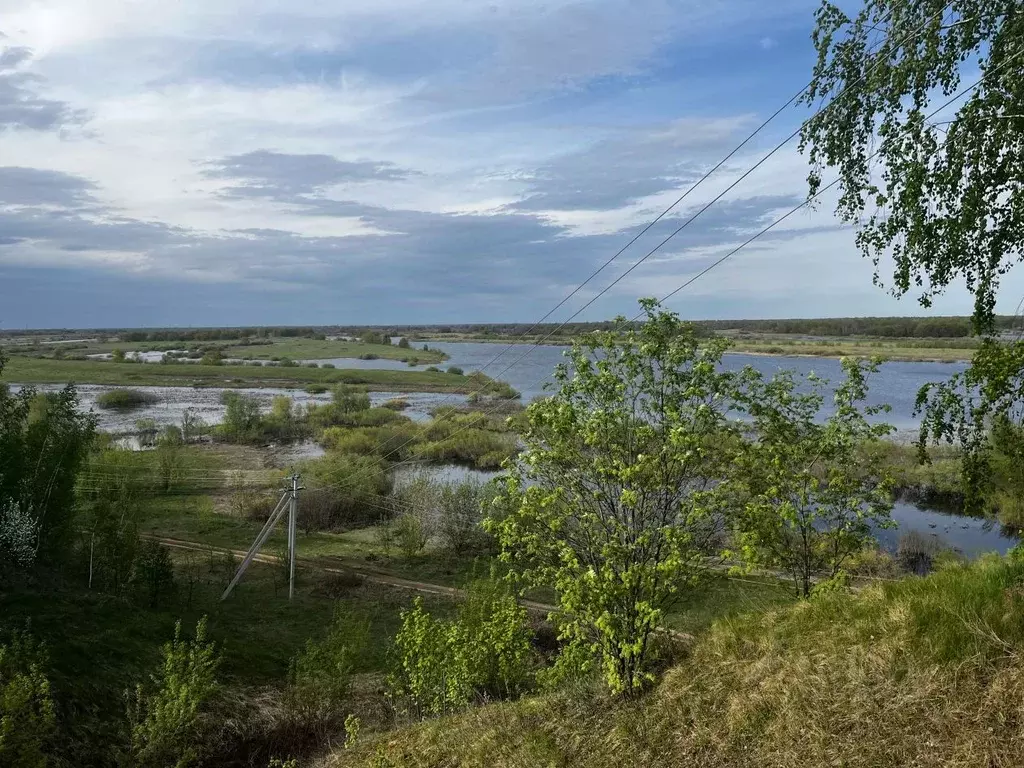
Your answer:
(11, 341), (1011, 557)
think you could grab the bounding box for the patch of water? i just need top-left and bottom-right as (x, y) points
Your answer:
(878, 501), (1018, 558)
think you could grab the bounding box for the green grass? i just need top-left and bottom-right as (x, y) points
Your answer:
(0, 556), (454, 767)
(725, 337), (976, 361)
(331, 554), (1024, 768)
(223, 337), (447, 364)
(2, 356), (497, 393)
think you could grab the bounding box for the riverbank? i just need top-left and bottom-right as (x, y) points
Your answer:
(2, 356), (507, 394)
(421, 334), (977, 362)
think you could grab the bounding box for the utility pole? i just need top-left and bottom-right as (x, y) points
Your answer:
(221, 473), (302, 601)
(287, 473), (303, 600)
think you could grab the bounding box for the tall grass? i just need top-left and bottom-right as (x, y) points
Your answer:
(332, 554), (1024, 768)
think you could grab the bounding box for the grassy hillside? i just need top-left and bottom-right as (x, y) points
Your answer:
(332, 554), (1024, 768)
(1, 356), (500, 393)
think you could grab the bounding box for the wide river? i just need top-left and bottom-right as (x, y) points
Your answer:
(14, 341), (1012, 557)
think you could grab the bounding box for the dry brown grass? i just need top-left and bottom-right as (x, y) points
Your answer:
(326, 555), (1024, 768)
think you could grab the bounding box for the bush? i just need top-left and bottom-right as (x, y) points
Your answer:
(387, 580), (533, 717)
(135, 541), (177, 609)
(382, 398), (410, 411)
(287, 609), (370, 724)
(446, 366), (464, 376)
(395, 513), (429, 558)
(321, 363), (336, 369)
(425, 366), (441, 373)
(300, 454), (392, 531)
(219, 392), (263, 443)
(96, 389), (158, 410)
(439, 480), (495, 555)
(417, 430), (517, 469)
(305, 384), (328, 395)
(0, 630), (55, 768)
(123, 618), (220, 768)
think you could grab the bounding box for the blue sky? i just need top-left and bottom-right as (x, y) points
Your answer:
(0, 0), (1011, 327)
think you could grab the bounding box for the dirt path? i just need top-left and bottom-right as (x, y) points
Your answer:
(146, 534), (560, 615)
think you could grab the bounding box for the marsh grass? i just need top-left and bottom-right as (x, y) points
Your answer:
(96, 388), (158, 410)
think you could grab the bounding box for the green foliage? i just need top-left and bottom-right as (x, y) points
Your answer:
(0, 630), (55, 768)
(287, 608), (370, 718)
(300, 454), (392, 531)
(218, 392), (263, 443)
(730, 358), (896, 597)
(394, 513), (429, 558)
(917, 339), (1024, 513)
(135, 541), (177, 609)
(438, 479), (494, 555)
(199, 349), (223, 366)
(111, 348), (126, 363)
(123, 618), (220, 768)
(96, 388), (158, 410)
(489, 298), (744, 695)
(446, 366), (464, 376)
(0, 381), (95, 564)
(800, 0), (1024, 333)
(387, 580), (532, 718)
(397, 337), (411, 349)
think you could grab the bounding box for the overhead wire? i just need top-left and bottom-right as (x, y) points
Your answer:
(310, 1), (962, 496)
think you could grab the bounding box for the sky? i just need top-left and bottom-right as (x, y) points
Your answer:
(0, 0), (1016, 328)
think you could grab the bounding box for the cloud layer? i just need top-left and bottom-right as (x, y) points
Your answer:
(0, 0), (1007, 327)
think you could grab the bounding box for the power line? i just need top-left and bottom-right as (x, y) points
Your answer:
(312, 2), (963, 497)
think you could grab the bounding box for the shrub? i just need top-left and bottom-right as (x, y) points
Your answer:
(382, 398), (410, 411)
(439, 479), (494, 555)
(135, 541), (177, 609)
(200, 349), (223, 366)
(304, 362), (319, 369)
(446, 366), (464, 376)
(321, 363), (336, 369)
(219, 392), (263, 443)
(287, 608), (370, 725)
(395, 513), (429, 558)
(425, 366), (441, 373)
(300, 454), (391, 531)
(0, 630), (55, 768)
(96, 389), (158, 410)
(123, 618), (220, 768)
(417, 430), (516, 468)
(305, 384), (328, 395)
(387, 580), (533, 717)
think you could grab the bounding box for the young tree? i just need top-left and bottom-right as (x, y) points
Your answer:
(731, 359), (896, 597)
(488, 299), (745, 694)
(799, 0), (1024, 504)
(135, 541), (177, 609)
(0, 630), (55, 768)
(123, 618), (220, 768)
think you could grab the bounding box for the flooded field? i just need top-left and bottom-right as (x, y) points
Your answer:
(11, 383), (468, 432)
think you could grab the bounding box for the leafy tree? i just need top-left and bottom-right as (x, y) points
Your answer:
(397, 337), (411, 349)
(111, 348), (126, 363)
(488, 299), (745, 694)
(438, 479), (493, 555)
(800, 0), (1024, 502)
(0, 357), (95, 565)
(0, 630), (55, 768)
(730, 359), (896, 597)
(180, 408), (206, 444)
(219, 392), (263, 442)
(123, 618), (220, 768)
(136, 541), (177, 609)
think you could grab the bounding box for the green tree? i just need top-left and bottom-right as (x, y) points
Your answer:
(287, 608), (369, 723)
(123, 618), (220, 768)
(0, 358), (95, 565)
(731, 359), (896, 597)
(219, 392), (263, 443)
(136, 541), (177, 609)
(799, 0), (1024, 504)
(0, 630), (55, 768)
(111, 348), (126, 363)
(397, 337), (411, 349)
(488, 299), (745, 694)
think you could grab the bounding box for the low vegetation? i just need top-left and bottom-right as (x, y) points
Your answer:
(96, 388), (159, 410)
